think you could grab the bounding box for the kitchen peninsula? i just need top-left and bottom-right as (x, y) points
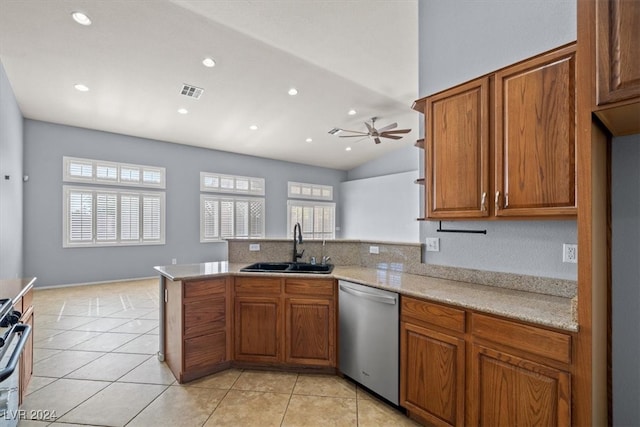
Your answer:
(155, 246), (577, 426)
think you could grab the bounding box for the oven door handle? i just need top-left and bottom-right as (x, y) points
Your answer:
(0, 323), (31, 382)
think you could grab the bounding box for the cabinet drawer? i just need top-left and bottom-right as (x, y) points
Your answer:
(184, 331), (226, 371)
(184, 278), (227, 299)
(471, 313), (571, 364)
(401, 296), (465, 333)
(184, 296), (226, 339)
(285, 279), (334, 296)
(234, 277), (282, 295)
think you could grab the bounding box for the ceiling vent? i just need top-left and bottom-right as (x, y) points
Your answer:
(328, 128), (342, 135)
(180, 84), (204, 100)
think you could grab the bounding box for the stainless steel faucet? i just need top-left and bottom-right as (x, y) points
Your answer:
(292, 222), (304, 262)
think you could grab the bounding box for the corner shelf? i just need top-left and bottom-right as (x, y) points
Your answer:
(414, 178), (425, 185)
(415, 138), (424, 149)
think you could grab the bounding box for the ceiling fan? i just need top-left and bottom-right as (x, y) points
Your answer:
(335, 117), (411, 144)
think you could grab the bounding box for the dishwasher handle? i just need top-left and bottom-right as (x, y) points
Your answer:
(339, 283), (397, 305)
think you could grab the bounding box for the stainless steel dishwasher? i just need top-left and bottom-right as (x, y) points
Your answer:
(338, 280), (399, 405)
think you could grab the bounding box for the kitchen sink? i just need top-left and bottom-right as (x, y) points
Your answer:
(240, 262), (334, 274)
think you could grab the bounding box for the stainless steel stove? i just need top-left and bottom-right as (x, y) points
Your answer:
(0, 298), (31, 427)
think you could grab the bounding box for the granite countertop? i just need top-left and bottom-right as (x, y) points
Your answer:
(154, 262), (577, 332)
(0, 277), (37, 303)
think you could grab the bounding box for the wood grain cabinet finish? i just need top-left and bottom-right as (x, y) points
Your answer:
(164, 277), (231, 383)
(233, 276), (337, 369)
(591, 0), (640, 135)
(400, 296), (466, 427)
(469, 344), (571, 427)
(285, 279), (335, 367)
(596, 0), (640, 106)
(400, 296), (574, 426)
(234, 296), (281, 363)
(425, 77), (490, 218)
(16, 289), (34, 404)
(495, 45), (577, 217)
(416, 44), (577, 220)
(401, 321), (465, 427)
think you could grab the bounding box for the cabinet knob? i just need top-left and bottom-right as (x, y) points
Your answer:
(495, 191), (501, 211)
(481, 192), (487, 211)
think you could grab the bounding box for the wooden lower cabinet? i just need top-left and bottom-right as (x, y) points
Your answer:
(234, 296), (281, 363)
(400, 296), (573, 427)
(17, 288), (34, 404)
(164, 277), (231, 383)
(469, 344), (571, 427)
(285, 278), (335, 367)
(233, 276), (336, 369)
(401, 296), (466, 427)
(400, 321), (465, 427)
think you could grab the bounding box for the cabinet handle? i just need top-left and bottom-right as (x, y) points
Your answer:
(495, 191), (501, 211)
(481, 192), (487, 211)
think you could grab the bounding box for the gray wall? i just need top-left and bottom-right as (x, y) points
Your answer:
(416, 0), (578, 280)
(24, 120), (346, 287)
(346, 144), (418, 181)
(611, 134), (640, 426)
(0, 61), (24, 279)
(340, 170), (419, 242)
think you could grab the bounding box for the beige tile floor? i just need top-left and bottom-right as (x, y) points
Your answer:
(18, 279), (420, 427)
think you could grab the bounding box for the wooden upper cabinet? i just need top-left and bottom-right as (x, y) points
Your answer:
(596, 0), (640, 106)
(591, 0), (640, 135)
(495, 45), (577, 217)
(425, 77), (490, 218)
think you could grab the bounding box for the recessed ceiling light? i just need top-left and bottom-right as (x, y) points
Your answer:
(71, 12), (92, 26)
(305, 138), (312, 143)
(345, 147), (352, 151)
(177, 108), (188, 114)
(74, 84), (89, 92)
(288, 88), (298, 96)
(249, 125), (258, 130)
(348, 109), (357, 116)
(202, 57), (216, 68)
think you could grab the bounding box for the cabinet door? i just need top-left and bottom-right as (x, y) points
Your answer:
(495, 45), (576, 217)
(400, 321), (465, 427)
(285, 297), (335, 367)
(184, 331), (226, 372)
(425, 77), (490, 218)
(234, 296), (281, 363)
(470, 344), (571, 427)
(19, 307), (34, 405)
(596, 0), (640, 105)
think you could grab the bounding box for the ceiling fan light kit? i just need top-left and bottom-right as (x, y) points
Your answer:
(335, 117), (411, 144)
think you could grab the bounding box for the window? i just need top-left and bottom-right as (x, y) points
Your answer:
(63, 186), (165, 247)
(201, 195), (265, 241)
(200, 171), (265, 242)
(62, 156), (165, 248)
(288, 181), (333, 200)
(287, 200), (335, 240)
(64, 156), (166, 189)
(200, 172), (264, 195)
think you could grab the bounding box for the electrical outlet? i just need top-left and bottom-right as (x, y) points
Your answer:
(563, 244), (577, 263)
(369, 246), (379, 254)
(425, 237), (440, 252)
(249, 244), (260, 251)
(171, 258), (177, 265)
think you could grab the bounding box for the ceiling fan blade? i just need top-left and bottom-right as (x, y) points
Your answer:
(377, 122), (398, 132)
(364, 121), (374, 133)
(374, 137), (382, 144)
(338, 129), (369, 135)
(340, 134), (370, 138)
(381, 128), (411, 135)
(380, 134), (403, 140)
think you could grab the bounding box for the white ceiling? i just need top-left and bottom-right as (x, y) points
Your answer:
(0, 0), (418, 170)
